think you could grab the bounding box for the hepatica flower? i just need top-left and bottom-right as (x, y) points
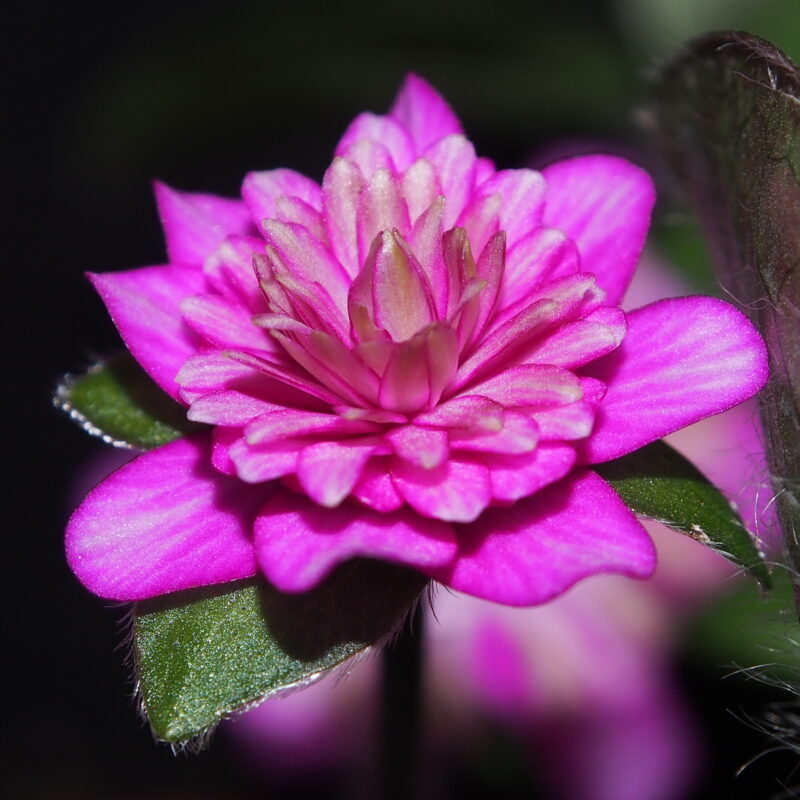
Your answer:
(67, 75), (768, 606)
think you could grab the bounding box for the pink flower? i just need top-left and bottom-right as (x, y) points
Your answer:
(66, 75), (768, 606)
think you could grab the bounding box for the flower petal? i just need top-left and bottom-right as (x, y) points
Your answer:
(155, 182), (256, 265)
(485, 442), (576, 503)
(241, 168), (322, 226)
(541, 155), (655, 304)
(89, 266), (204, 401)
(297, 439), (381, 507)
(475, 168), (546, 248)
(428, 469), (655, 605)
(389, 74), (463, 152)
(392, 457), (492, 523)
(423, 135), (477, 228)
(582, 296), (769, 463)
(66, 436), (261, 600)
(529, 306), (627, 368)
(254, 490), (457, 592)
(336, 112), (416, 171)
(352, 456), (405, 512)
(181, 293), (275, 353)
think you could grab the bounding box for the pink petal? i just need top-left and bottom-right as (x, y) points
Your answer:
(66, 436), (262, 600)
(389, 74), (463, 152)
(392, 457), (492, 523)
(386, 425), (449, 469)
(187, 390), (283, 426)
(475, 169), (546, 248)
(241, 168), (322, 226)
(582, 296), (769, 463)
(541, 155), (655, 304)
(530, 402), (596, 441)
(402, 159), (441, 224)
(485, 442), (576, 503)
(336, 112), (416, 171)
(450, 411), (539, 455)
(89, 266), (204, 402)
(380, 325), (459, 413)
(154, 182), (256, 265)
(322, 157), (364, 277)
(229, 437), (300, 483)
(423, 135), (477, 228)
(407, 197), (448, 316)
(262, 220), (351, 312)
(458, 364), (584, 408)
(203, 234), (267, 310)
(429, 469), (655, 605)
(369, 230), (436, 342)
(500, 228), (580, 311)
(179, 347), (333, 410)
(414, 394), (505, 433)
(352, 456), (405, 512)
(528, 306), (627, 368)
(297, 439), (380, 507)
(181, 293), (275, 353)
(254, 490), (457, 592)
(245, 409), (377, 445)
(357, 169), (412, 267)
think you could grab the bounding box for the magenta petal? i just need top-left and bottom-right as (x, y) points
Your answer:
(352, 456), (405, 512)
(253, 490), (457, 592)
(541, 155), (655, 304)
(387, 425), (449, 469)
(392, 457), (492, 523)
(423, 135), (477, 228)
(430, 470), (655, 605)
(188, 390), (283, 426)
(181, 293), (274, 353)
(155, 182), (256, 265)
(336, 112), (415, 171)
(89, 266), (205, 401)
(476, 169), (546, 247)
(297, 440), (380, 507)
(66, 436), (261, 600)
(485, 443), (576, 503)
(241, 168), (322, 226)
(582, 296), (769, 463)
(389, 73), (463, 152)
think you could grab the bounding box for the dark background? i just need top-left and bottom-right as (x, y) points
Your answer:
(7, 1), (800, 797)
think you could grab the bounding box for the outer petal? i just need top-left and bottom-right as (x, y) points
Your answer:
(581, 297), (769, 463)
(389, 73), (463, 152)
(253, 491), (457, 592)
(427, 470), (655, 605)
(89, 265), (204, 401)
(66, 436), (262, 600)
(154, 182), (256, 265)
(542, 155), (655, 304)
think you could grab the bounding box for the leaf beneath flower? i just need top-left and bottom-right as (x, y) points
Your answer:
(596, 440), (770, 588)
(134, 560), (428, 744)
(55, 354), (199, 449)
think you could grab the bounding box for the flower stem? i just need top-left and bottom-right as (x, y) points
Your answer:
(381, 600), (425, 800)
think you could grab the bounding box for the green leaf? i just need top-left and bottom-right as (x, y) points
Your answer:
(134, 560), (428, 744)
(651, 31), (799, 596)
(55, 353), (199, 449)
(596, 440), (770, 588)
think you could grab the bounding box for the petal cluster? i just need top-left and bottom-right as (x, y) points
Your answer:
(68, 75), (769, 606)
